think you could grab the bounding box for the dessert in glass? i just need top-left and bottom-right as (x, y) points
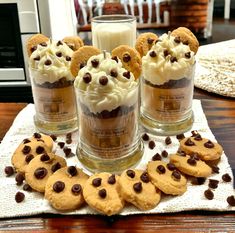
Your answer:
(28, 36), (77, 134)
(140, 28), (198, 135)
(74, 52), (143, 173)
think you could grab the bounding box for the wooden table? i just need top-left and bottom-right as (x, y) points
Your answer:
(0, 88), (234, 232)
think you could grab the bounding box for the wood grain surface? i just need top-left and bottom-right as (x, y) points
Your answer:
(0, 88), (234, 232)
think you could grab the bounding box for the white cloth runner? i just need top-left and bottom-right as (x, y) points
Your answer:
(0, 100), (234, 218)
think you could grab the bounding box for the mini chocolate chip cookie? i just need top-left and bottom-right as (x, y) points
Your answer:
(179, 136), (223, 161)
(147, 161), (187, 195)
(62, 36), (84, 51)
(25, 152), (66, 192)
(83, 172), (125, 216)
(45, 166), (89, 211)
(170, 153), (212, 177)
(119, 169), (161, 210)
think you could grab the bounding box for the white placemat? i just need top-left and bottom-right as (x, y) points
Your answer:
(0, 99), (234, 218)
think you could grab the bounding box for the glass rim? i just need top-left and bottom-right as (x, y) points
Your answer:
(91, 14), (136, 23)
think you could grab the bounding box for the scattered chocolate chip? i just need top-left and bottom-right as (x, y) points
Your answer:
(66, 138), (72, 144)
(66, 133), (72, 139)
(33, 132), (41, 138)
(227, 195), (235, 206)
(98, 189), (107, 198)
(148, 140), (155, 149)
(63, 147), (72, 157)
(58, 142), (65, 149)
(222, 173), (232, 182)
(99, 76), (108, 86)
(15, 192), (25, 203)
(194, 134), (202, 141)
(170, 56), (177, 63)
(30, 46), (37, 53)
(147, 38), (154, 44)
(15, 172), (25, 185)
(183, 40), (189, 45)
(56, 52), (62, 57)
(165, 136), (172, 145)
(4, 166), (14, 177)
(66, 56), (71, 61)
(110, 68), (118, 77)
(108, 174), (116, 184)
(167, 163), (176, 171)
(191, 177), (206, 185)
(208, 179), (219, 189)
(142, 133), (149, 141)
(71, 184), (82, 195)
(174, 36), (181, 43)
(22, 145), (31, 155)
(92, 178), (102, 187)
(67, 166), (77, 177)
(133, 182), (142, 193)
(152, 153), (161, 161)
(126, 170), (135, 178)
(53, 181), (65, 193)
(23, 183), (32, 192)
(83, 73), (92, 84)
(185, 52), (191, 58)
(187, 158), (197, 166)
(157, 165), (166, 174)
(36, 146), (45, 154)
(149, 51), (157, 57)
(51, 162), (61, 173)
(176, 134), (185, 140)
(45, 59), (52, 66)
(204, 140), (214, 148)
(40, 153), (50, 162)
(91, 59), (99, 68)
(25, 154), (34, 163)
(204, 189), (214, 200)
(33, 56), (40, 61)
(211, 165), (220, 174)
(140, 172), (150, 183)
(172, 170), (181, 180)
(56, 40), (63, 46)
(164, 49), (169, 57)
(177, 149), (186, 157)
(123, 53), (131, 62)
(161, 150), (168, 158)
(50, 135), (57, 141)
(40, 42), (47, 47)
(191, 130), (199, 136)
(185, 138), (195, 146)
(111, 56), (118, 63)
(123, 71), (131, 79)
(23, 138), (31, 144)
(34, 167), (48, 179)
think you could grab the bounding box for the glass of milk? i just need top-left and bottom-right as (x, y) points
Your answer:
(91, 15), (136, 52)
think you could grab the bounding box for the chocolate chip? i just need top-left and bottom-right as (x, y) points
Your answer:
(147, 38), (154, 44)
(123, 53), (131, 62)
(176, 134), (185, 140)
(148, 140), (155, 149)
(149, 51), (157, 57)
(174, 36), (181, 43)
(204, 140), (214, 148)
(191, 177), (206, 185)
(108, 174), (116, 184)
(15, 192), (25, 203)
(208, 179), (219, 189)
(172, 170), (181, 180)
(126, 170), (135, 178)
(56, 52), (62, 57)
(40, 153), (50, 162)
(92, 178), (102, 187)
(98, 189), (107, 198)
(190, 153), (200, 161)
(51, 162), (61, 173)
(167, 163), (176, 171)
(133, 182), (142, 193)
(227, 195), (235, 206)
(165, 136), (172, 145)
(194, 134), (202, 141)
(191, 130), (199, 137)
(211, 165), (220, 174)
(187, 158), (197, 166)
(30, 46), (37, 53)
(185, 52), (191, 58)
(15, 172), (25, 185)
(67, 166), (77, 177)
(110, 68), (118, 77)
(111, 56), (118, 63)
(25, 154), (34, 163)
(123, 71), (131, 79)
(50, 135), (57, 141)
(140, 172), (150, 183)
(66, 56), (71, 61)
(99, 76), (108, 86)
(45, 59), (52, 66)
(57, 40), (63, 46)
(53, 181), (65, 193)
(80, 62), (86, 69)
(170, 56), (177, 63)
(34, 167), (47, 179)
(152, 153), (161, 161)
(204, 189), (214, 200)
(91, 59), (99, 68)
(183, 40), (189, 45)
(58, 142), (65, 149)
(177, 149), (186, 157)
(23, 183), (32, 192)
(157, 165), (166, 174)
(222, 173), (232, 182)
(164, 49), (169, 57)
(161, 150), (168, 158)
(142, 133), (149, 141)
(4, 166), (14, 177)
(66, 133), (72, 139)
(185, 138), (195, 146)
(66, 138), (72, 144)
(36, 146), (45, 154)
(22, 145), (31, 155)
(23, 138), (31, 144)
(63, 147), (72, 157)
(71, 184), (82, 195)
(33, 56), (40, 61)
(83, 72), (92, 84)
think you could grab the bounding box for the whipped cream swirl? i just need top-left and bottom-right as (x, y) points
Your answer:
(142, 33), (195, 85)
(74, 53), (138, 113)
(29, 40), (74, 84)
